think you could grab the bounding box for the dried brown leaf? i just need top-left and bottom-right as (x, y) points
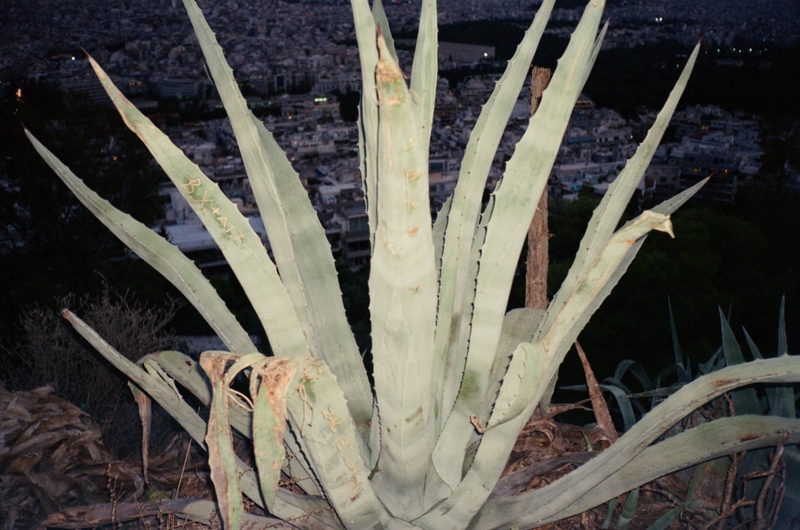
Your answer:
(575, 341), (618, 443)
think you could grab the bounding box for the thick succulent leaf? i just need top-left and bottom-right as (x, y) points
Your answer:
(62, 311), (338, 527)
(532, 178), (707, 400)
(433, 0), (556, 429)
(200, 353), (245, 530)
(720, 309), (760, 415)
(433, 194), (453, 270)
(668, 297), (684, 368)
(24, 130), (255, 355)
(487, 343), (546, 430)
(83, 55), (310, 360)
(64, 309), (214, 448)
(200, 352), (300, 517)
(537, 174), (705, 409)
(469, 356), (800, 529)
(743, 324), (797, 418)
(143, 351), (255, 435)
(282, 359), (410, 529)
(146, 358), (340, 527)
(145, 351), (323, 496)
(181, 0), (373, 443)
(579, 42), (697, 275)
(767, 297), (796, 419)
(476, 308), (545, 425)
(650, 178), (709, 217)
(492, 416), (800, 528)
(253, 115), (374, 441)
(441, 205), (669, 490)
(536, 212), (674, 382)
(451, 11), (607, 407)
(539, 43), (699, 337)
(598, 383), (638, 432)
(251, 358), (300, 510)
(775, 299), (795, 419)
(603, 378), (649, 418)
(371, 0), (398, 64)
(440, 190), (494, 428)
(582, 20), (609, 88)
(350, 0), (380, 246)
(433, 0), (603, 488)
(415, 343), (545, 528)
(612, 360), (652, 390)
(410, 0), (438, 155)
(614, 488), (639, 530)
(744, 327), (764, 360)
(367, 33), (445, 519)
(181, 0), (314, 347)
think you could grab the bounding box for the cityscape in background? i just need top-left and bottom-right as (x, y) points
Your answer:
(1, 0), (799, 269)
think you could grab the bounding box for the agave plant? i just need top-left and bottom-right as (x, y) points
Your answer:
(25, 0), (800, 528)
(567, 299), (800, 527)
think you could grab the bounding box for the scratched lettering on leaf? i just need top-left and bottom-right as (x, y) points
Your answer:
(180, 175), (245, 243)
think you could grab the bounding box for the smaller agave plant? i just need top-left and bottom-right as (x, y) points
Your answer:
(566, 299), (800, 527)
(26, 0), (800, 528)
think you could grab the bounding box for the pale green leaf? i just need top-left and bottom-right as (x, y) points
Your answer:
(251, 359), (298, 511)
(433, 0), (557, 430)
(181, 0), (373, 445)
(200, 352), (244, 530)
(433, 0), (602, 488)
(84, 54), (310, 360)
(146, 351), (323, 497)
(283, 359), (407, 529)
(476, 308), (545, 425)
(469, 356), (800, 529)
(24, 130), (255, 355)
(367, 33), (444, 519)
(371, 0), (398, 64)
(539, 43), (699, 338)
(416, 343), (545, 528)
(61, 311), (338, 526)
(350, 0), (380, 247)
(410, 0), (438, 155)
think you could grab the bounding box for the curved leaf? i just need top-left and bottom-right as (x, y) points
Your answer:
(24, 130), (256, 355)
(415, 343), (545, 528)
(367, 33), (443, 519)
(350, 0), (380, 247)
(469, 356), (800, 529)
(410, 0), (438, 155)
(433, 0), (604, 488)
(181, 0), (373, 446)
(283, 359), (411, 529)
(432, 0), (557, 431)
(61, 311), (339, 527)
(537, 43), (700, 349)
(85, 55), (310, 360)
